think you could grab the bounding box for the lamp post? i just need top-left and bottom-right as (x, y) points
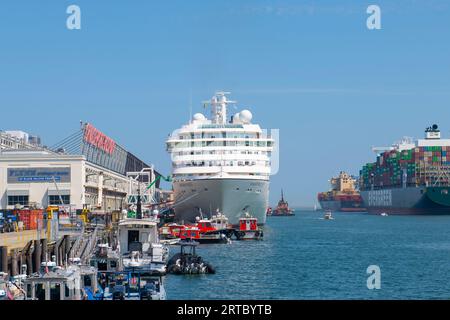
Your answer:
(103, 177), (114, 212)
(136, 182), (142, 220)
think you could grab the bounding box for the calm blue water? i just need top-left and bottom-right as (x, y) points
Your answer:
(165, 211), (450, 300)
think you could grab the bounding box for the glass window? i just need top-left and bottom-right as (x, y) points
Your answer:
(84, 275), (92, 287)
(7, 195), (29, 206)
(50, 283), (61, 300)
(35, 283), (45, 300)
(65, 284), (71, 298)
(49, 195), (70, 205)
(26, 284), (32, 299)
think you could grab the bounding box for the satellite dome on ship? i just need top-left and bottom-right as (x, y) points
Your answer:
(192, 113), (206, 122)
(239, 110), (253, 124)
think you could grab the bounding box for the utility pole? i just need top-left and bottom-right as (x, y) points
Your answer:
(136, 181), (142, 220)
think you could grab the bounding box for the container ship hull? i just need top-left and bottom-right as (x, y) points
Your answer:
(318, 199), (366, 212)
(360, 186), (450, 215)
(173, 179), (269, 226)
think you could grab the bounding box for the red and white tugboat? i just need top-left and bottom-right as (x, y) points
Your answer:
(180, 211), (232, 244)
(179, 226), (201, 241)
(194, 216), (231, 244)
(234, 212), (264, 241)
(159, 223), (186, 240)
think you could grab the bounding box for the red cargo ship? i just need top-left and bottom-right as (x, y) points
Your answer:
(318, 172), (366, 212)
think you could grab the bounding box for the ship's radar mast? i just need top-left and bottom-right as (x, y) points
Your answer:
(425, 124), (441, 140)
(203, 91), (236, 125)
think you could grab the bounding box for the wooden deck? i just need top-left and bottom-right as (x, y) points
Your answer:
(0, 230), (47, 253)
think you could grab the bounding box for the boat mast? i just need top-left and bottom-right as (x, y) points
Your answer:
(203, 91), (236, 124)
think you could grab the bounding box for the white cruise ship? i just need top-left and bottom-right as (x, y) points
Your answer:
(166, 92), (274, 225)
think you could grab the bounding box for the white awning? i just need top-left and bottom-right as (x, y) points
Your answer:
(48, 189), (71, 196)
(6, 190), (29, 196)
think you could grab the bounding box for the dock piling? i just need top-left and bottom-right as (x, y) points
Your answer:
(11, 250), (18, 276)
(41, 238), (48, 262)
(0, 246), (7, 273)
(33, 240), (42, 273)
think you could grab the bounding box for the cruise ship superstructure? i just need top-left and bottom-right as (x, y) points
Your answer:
(166, 92), (274, 225)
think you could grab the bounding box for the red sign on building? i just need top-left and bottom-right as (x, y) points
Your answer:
(83, 123), (116, 155)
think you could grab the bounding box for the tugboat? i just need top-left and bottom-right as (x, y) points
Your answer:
(234, 212), (264, 241)
(179, 209), (234, 244)
(159, 223), (186, 240)
(167, 240), (216, 275)
(210, 210), (234, 235)
(194, 217), (231, 244)
(271, 190), (295, 216)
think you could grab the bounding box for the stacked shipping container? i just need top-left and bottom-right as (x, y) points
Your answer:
(360, 146), (450, 190)
(13, 209), (44, 230)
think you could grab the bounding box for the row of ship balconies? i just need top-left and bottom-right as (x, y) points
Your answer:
(172, 160), (271, 169)
(171, 153), (271, 161)
(172, 164), (271, 175)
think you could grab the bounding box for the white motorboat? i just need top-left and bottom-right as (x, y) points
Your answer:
(324, 211), (334, 220)
(118, 218), (169, 276)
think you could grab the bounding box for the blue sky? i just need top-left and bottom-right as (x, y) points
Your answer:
(1, 0), (450, 206)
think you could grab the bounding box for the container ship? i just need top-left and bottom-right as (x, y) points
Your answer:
(318, 171), (366, 212)
(166, 92), (274, 225)
(359, 125), (450, 215)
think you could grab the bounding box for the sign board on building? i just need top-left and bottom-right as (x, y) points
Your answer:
(83, 123), (116, 155)
(7, 167), (71, 183)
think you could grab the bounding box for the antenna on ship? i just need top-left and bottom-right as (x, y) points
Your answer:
(202, 91), (237, 125)
(189, 90), (193, 124)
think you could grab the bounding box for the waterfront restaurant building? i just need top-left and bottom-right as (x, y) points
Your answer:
(0, 123), (160, 212)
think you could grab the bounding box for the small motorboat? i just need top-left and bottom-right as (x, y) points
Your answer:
(380, 212), (389, 217)
(234, 212), (263, 241)
(139, 276), (166, 300)
(323, 211), (334, 220)
(167, 240), (215, 275)
(98, 273), (166, 300)
(118, 218), (169, 276)
(90, 243), (122, 273)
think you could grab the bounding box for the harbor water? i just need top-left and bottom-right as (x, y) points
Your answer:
(165, 210), (450, 300)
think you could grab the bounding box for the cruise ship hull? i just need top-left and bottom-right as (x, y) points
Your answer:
(360, 186), (450, 215)
(173, 179), (269, 225)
